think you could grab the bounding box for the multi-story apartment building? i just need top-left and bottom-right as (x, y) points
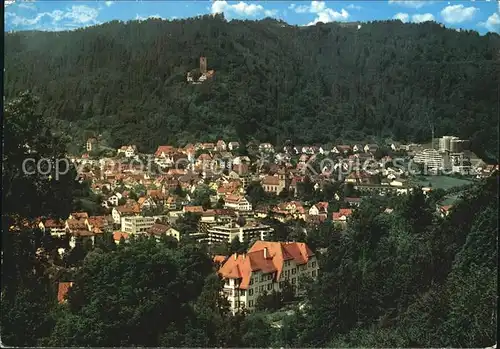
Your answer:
(217, 241), (319, 313)
(120, 215), (168, 234)
(413, 149), (451, 171)
(207, 221), (274, 245)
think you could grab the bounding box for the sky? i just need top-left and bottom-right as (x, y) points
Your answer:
(4, 0), (500, 34)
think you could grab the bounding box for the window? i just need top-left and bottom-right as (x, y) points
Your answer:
(249, 289), (254, 296)
(279, 281), (285, 289)
(312, 270), (317, 277)
(235, 301), (239, 308)
(240, 290), (246, 296)
(312, 261), (316, 268)
(267, 274), (273, 281)
(260, 275), (265, 282)
(291, 278), (296, 284)
(292, 268), (297, 275)
(260, 285), (264, 292)
(249, 278), (253, 285)
(249, 300), (254, 307)
(267, 283), (273, 290)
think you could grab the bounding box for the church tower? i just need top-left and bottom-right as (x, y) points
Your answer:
(200, 56), (207, 74)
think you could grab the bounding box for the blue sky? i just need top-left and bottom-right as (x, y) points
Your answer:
(4, 0), (500, 34)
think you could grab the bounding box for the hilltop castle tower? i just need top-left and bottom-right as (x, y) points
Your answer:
(200, 56), (207, 74)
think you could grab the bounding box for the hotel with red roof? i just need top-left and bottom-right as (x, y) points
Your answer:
(217, 240), (319, 313)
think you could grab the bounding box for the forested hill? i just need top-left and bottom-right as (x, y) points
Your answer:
(4, 15), (500, 156)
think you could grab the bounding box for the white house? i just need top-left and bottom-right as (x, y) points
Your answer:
(216, 140), (227, 152)
(228, 142), (240, 151)
(308, 202), (328, 216)
(332, 145), (351, 154)
(107, 193), (123, 207)
(224, 195), (252, 211)
(364, 144), (379, 153)
(118, 145), (138, 158)
(352, 144), (363, 153)
(233, 156), (250, 166)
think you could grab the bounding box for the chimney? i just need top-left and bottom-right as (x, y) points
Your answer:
(233, 253), (237, 260)
(264, 247), (268, 259)
(243, 253), (246, 260)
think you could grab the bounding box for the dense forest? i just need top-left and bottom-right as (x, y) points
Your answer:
(2, 92), (498, 347)
(4, 15), (500, 160)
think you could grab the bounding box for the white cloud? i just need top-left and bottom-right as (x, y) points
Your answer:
(211, 0), (227, 14)
(346, 4), (362, 10)
(440, 4), (478, 24)
(478, 12), (500, 33)
(393, 12), (410, 22)
(5, 0), (15, 6)
(310, 1), (326, 12)
(63, 5), (99, 24)
(18, 2), (36, 10)
(412, 13), (435, 22)
(264, 9), (278, 17)
(388, 0), (432, 9)
(6, 4), (100, 29)
(105, 1), (114, 7)
(307, 8), (349, 25)
(294, 5), (310, 13)
(288, 4), (296, 10)
(291, 1), (349, 25)
(211, 0), (278, 18)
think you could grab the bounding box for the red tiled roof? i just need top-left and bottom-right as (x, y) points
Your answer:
(147, 223), (171, 236)
(332, 208), (353, 220)
(225, 195), (245, 204)
(218, 241), (315, 290)
(87, 216), (108, 229)
(70, 212), (89, 219)
(183, 206), (204, 213)
(43, 219), (65, 229)
(57, 282), (73, 303)
(213, 255), (228, 264)
(314, 201), (329, 211)
(197, 153), (212, 161)
(113, 231), (130, 241)
(66, 219), (88, 230)
(71, 230), (95, 237)
(116, 204), (140, 214)
(155, 145), (175, 157)
(440, 205), (453, 212)
(147, 190), (165, 199)
(262, 175), (280, 186)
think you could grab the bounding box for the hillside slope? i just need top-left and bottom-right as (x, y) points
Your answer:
(4, 15), (500, 157)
